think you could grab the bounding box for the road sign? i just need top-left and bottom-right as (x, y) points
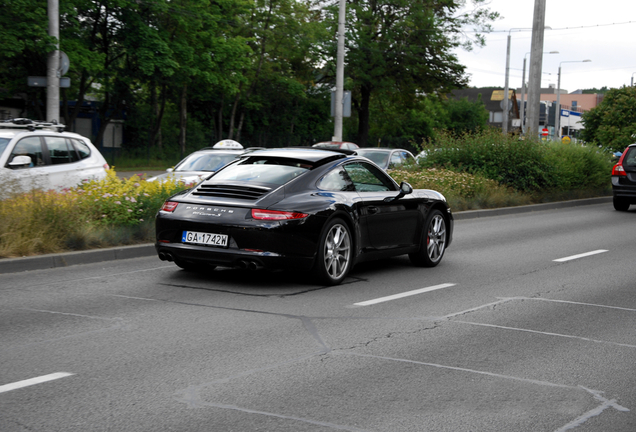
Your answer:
(541, 128), (549, 136)
(59, 51), (70, 76)
(562, 136), (571, 144)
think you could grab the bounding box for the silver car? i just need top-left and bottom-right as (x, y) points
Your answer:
(147, 140), (246, 185)
(355, 148), (415, 170)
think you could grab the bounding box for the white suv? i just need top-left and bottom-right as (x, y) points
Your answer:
(0, 118), (109, 197)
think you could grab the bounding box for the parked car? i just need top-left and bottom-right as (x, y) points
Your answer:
(312, 141), (359, 150)
(355, 148), (415, 170)
(0, 118), (109, 197)
(147, 140), (246, 184)
(155, 148), (453, 285)
(611, 143), (636, 211)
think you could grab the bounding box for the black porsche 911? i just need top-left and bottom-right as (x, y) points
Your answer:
(155, 148), (453, 285)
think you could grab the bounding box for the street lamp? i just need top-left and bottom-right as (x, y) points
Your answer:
(502, 28), (531, 134)
(631, 72), (636, 86)
(503, 27), (551, 134)
(520, 50), (558, 134)
(555, 60), (591, 140)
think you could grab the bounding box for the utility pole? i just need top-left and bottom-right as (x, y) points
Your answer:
(503, 28), (531, 135)
(47, 0), (60, 123)
(332, 0), (346, 142)
(526, 0), (547, 139)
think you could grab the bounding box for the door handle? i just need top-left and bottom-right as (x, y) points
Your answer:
(368, 206), (379, 214)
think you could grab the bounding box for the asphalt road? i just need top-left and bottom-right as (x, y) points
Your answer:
(2, 198), (635, 432)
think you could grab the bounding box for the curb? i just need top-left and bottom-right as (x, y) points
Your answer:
(453, 196), (612, 220)
(0, 196), (613, 274)
(0, 243), (156, 274)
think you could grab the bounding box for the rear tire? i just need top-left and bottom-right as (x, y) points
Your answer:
(409, 209), (447, 267)
(312, 218), (352, 285)
(613, 197), (630, 211)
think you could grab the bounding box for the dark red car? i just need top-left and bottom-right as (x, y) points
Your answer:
(611, 143), (636, 211)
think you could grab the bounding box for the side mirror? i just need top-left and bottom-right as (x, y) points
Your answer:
(400, 181), (413, 195)
(384, 181), (413, 202)
(8, 155), (32, 169)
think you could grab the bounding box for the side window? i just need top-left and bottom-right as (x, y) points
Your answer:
(343, 162), (396, 192)
(71, 138), (91, 160)
(318, 168), (355, 192)
(9, 137), (46, 167)
(45, 136), (79, 164)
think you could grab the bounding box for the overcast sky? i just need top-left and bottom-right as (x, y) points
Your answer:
(454, 0), (636, 92)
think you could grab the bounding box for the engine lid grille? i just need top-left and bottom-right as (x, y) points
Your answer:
(192, 184), (270, 200)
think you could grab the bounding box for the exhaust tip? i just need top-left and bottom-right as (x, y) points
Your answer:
(158, 251), (175, 262)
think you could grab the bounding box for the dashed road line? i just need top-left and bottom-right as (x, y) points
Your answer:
(553, 249), (608, 262)
(0, 373), (74, 394)
(353, 283), (456, 306)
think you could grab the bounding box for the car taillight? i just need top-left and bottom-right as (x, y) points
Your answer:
(103, 163), (110, 170)
(612, 163), (626, 176)
(161, 201), (179, 212)
(613, 147), (630, 177)
(251, 209), (309, 220)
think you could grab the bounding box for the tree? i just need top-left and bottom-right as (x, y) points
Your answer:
(321, 0), (498, 146)
(222, 0), (328, 141)
(580, 86), (636, 153)
(444, 96), (489, 135)
(0, 0), (56, 118)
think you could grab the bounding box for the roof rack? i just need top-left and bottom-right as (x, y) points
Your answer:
(0, 118), (66, 132)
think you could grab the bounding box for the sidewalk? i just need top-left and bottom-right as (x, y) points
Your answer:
(0, 196), (612, 274)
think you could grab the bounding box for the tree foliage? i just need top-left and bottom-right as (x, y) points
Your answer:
(1, 0), (497, 158)
(580, 86), (636, 153)
(321, 0), (498, 146)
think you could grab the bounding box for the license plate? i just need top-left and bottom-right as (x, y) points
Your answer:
(182, 231), (229, 247)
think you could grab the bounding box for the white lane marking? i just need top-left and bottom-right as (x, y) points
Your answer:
(354, 283), (456, 306)
(553, 249), (608, 262)
(0, 372), (74, 394)
(453, 320), (636, 349)
(499, 296), (636, 312)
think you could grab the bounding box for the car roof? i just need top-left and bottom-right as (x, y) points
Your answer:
(192, 148), (246, 154)
(356, 148), (405, 153)
(238, 147), (350, 163)
(313, 141), (358, 146)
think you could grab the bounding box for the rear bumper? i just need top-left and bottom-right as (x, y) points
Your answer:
(155, 242), (315, 271)
(611, 180), (636, 201)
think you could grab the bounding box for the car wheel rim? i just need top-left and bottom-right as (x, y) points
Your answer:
(324, 224), (351, 279)
(427, 215), (446, 263)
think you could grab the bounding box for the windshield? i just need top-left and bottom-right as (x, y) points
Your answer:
(212, 157), (310, 185)
(0, 138), (9, 157)
(356, 150), (389, 167)
(314, 143), (341, 149)
(175, 152), (239, 172)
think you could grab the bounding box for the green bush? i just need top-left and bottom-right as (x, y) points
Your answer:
(417, 128), (613, 194)
(389, 168), (533, 211)
(0, 171), (187, 258)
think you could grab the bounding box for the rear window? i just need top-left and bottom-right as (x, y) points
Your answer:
(624, 147), (636, 167)
(213, 157), (311, 185)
